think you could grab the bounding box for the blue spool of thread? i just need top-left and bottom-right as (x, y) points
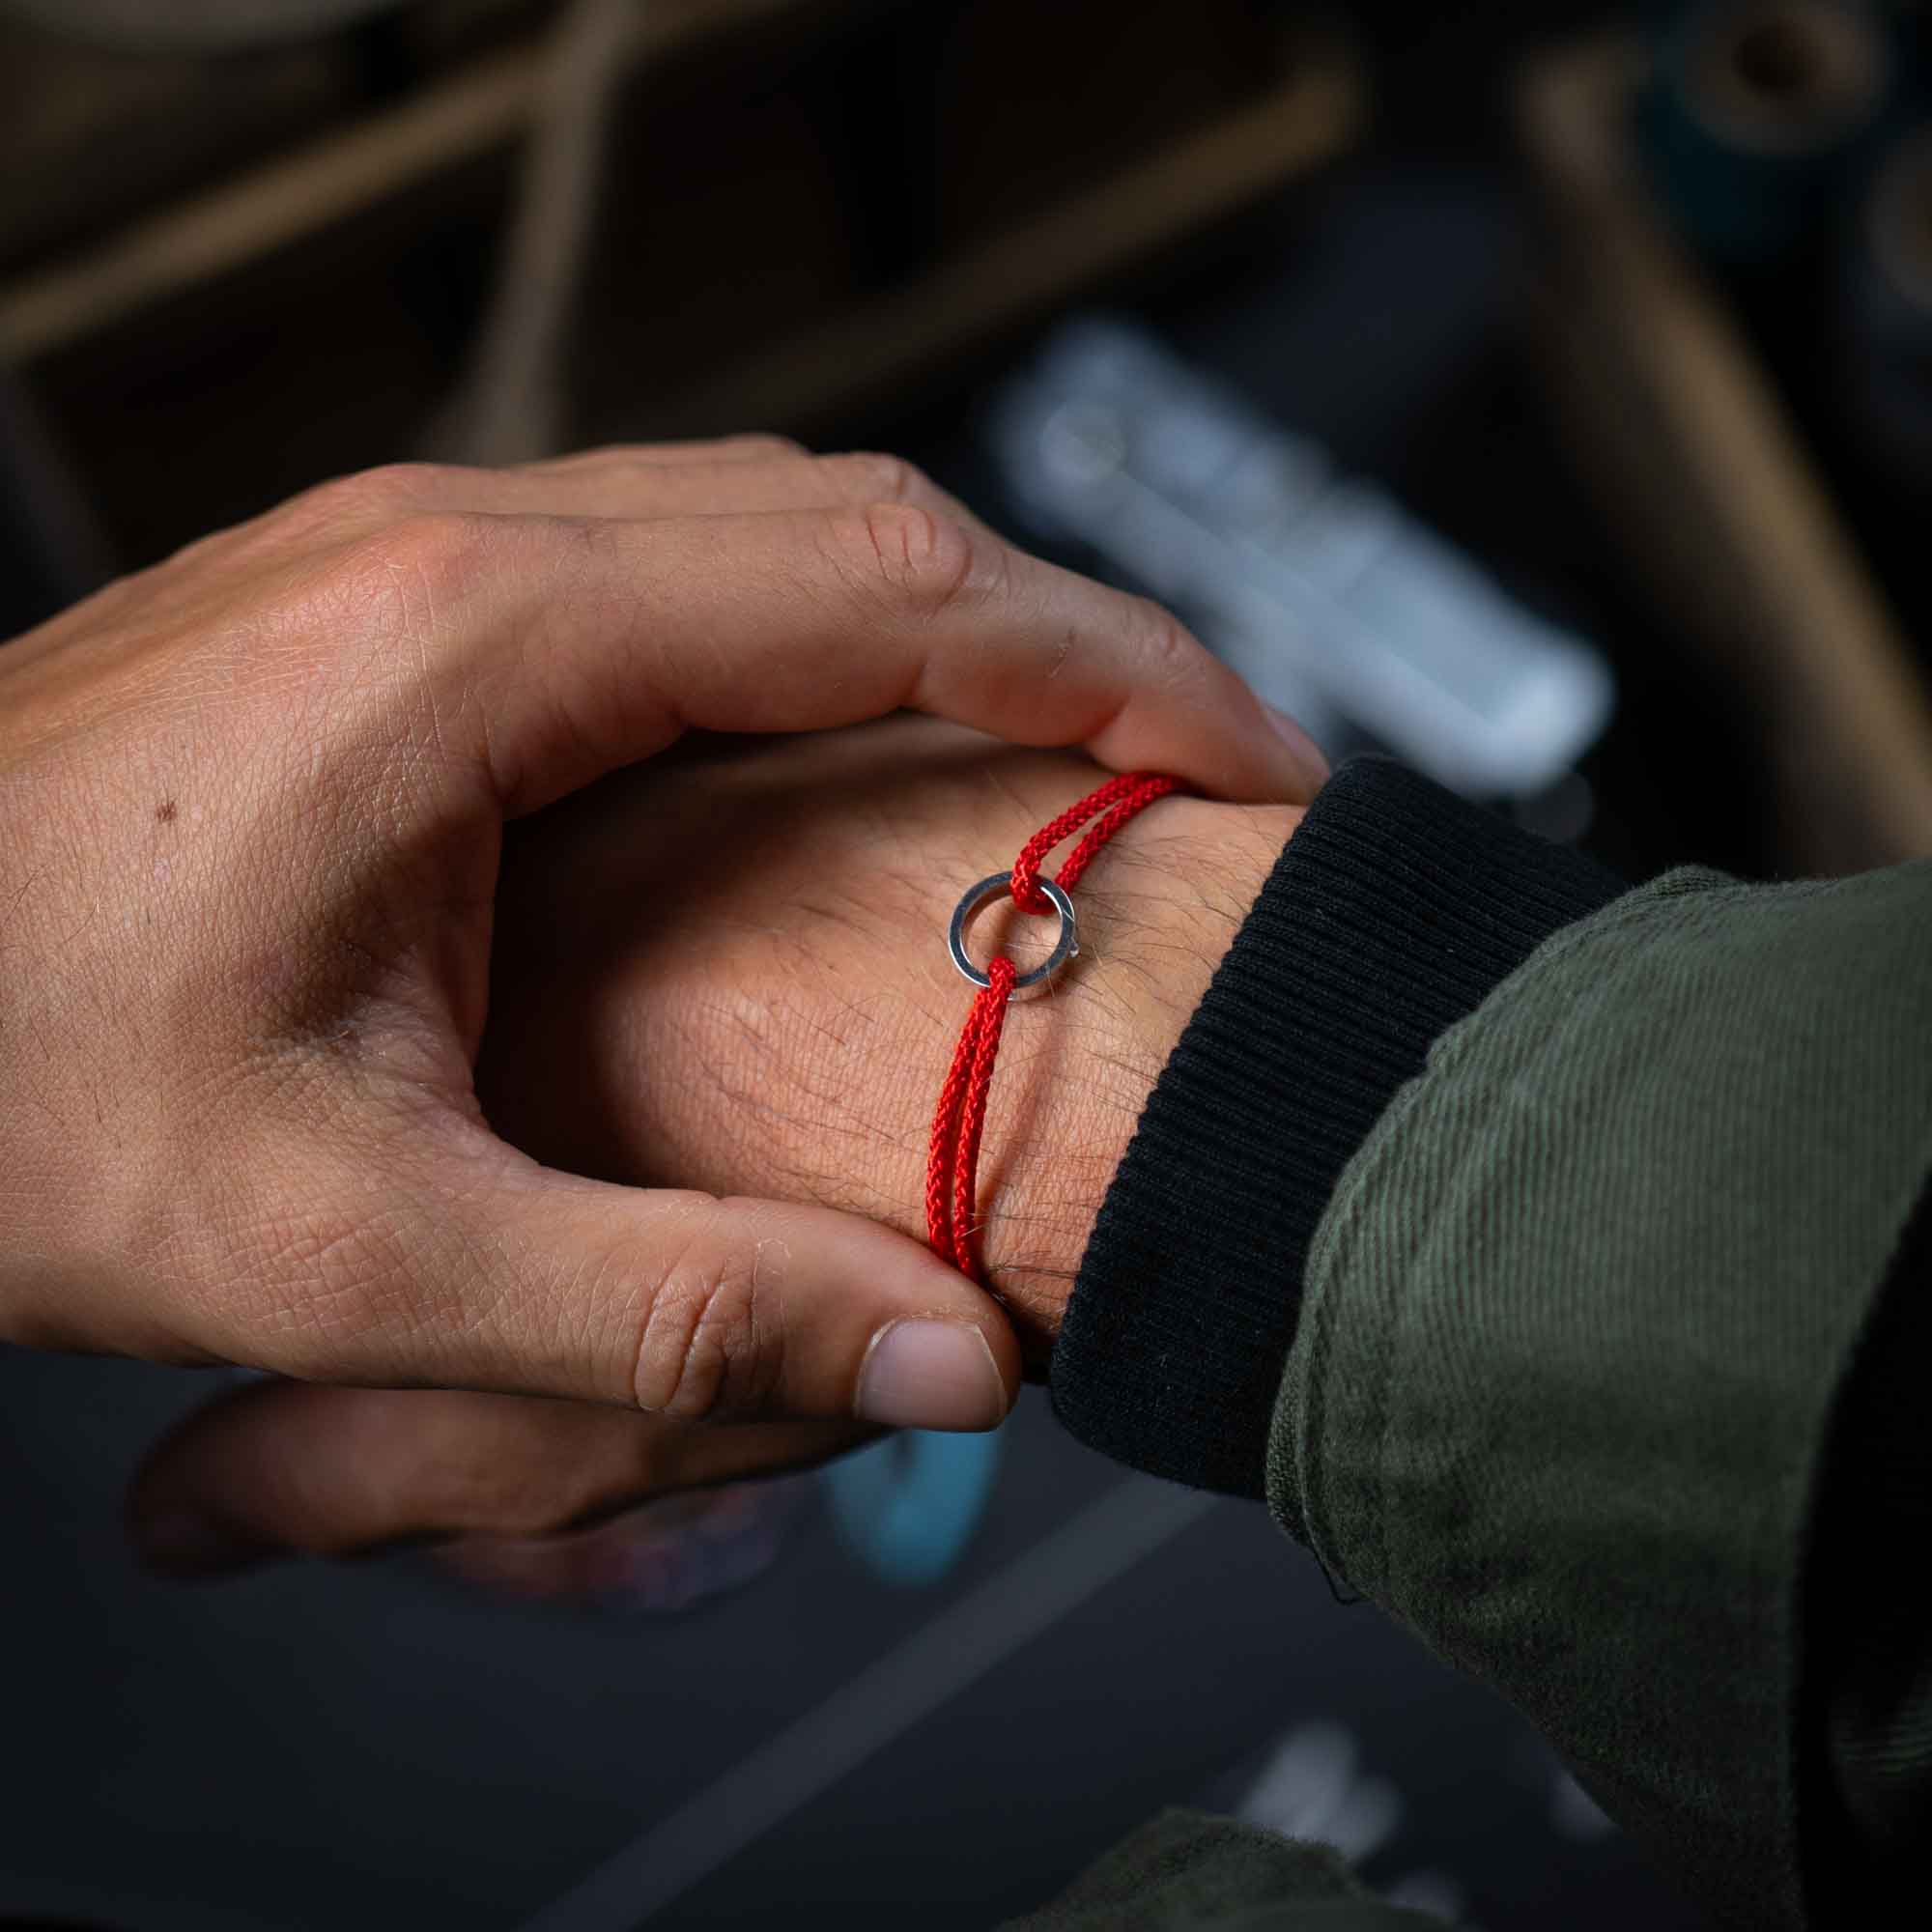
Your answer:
(821, 1428), (1004, 1589)
(1639, 1), (1896, 266)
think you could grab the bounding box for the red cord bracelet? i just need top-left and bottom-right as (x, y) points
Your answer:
(925, 771), (1181, 1281)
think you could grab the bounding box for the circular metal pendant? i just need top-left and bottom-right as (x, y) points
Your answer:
(947, 872), (1079, 997)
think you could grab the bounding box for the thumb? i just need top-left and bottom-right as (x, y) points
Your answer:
(328, 1158), (1020, 1432)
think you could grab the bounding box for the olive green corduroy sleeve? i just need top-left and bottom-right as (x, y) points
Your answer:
(1268, 862), (1932, 1931)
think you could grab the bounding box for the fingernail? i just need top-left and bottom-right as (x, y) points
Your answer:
(130, 1510), (262, 1579)
(1264, 702), (1330, 791)
(856, 1321), (1009, 1431)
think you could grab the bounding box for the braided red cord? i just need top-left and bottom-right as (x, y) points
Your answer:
(926, 772), (1180, 1281)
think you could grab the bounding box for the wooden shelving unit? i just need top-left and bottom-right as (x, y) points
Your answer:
(0, 1), (1362, 567)
(1519, 36), (1932, 872)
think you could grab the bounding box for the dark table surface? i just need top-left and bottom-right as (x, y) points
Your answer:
(2, 148), (1735, 1932)
(0, 1341), (1706, 1931)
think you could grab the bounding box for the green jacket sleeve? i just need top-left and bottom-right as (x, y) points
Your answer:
(1044, 762), (1932, 1932)
(1271, 860), (1932, 1927)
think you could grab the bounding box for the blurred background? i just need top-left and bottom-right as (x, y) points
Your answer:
(4, 3), (1931, 1927)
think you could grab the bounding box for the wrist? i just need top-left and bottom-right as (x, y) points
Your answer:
(1050, 757), (1634, 1495)
(977, 795), (1298, 1359)
(479, 729), (1300, 1377)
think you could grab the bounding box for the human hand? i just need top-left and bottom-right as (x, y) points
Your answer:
(0, 439), (1325, 1462)
(128, 717), (1301, 1573)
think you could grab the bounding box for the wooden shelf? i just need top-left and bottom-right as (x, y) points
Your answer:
(1, 3), (1361, 567)
(629, 46), (1362, 440)
(1519, 36), (1932, 871)
(0, 0), (827, 368)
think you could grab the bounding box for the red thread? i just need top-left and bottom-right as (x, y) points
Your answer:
(926, 772), (1180, 1281)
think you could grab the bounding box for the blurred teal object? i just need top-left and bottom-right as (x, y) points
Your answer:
(821, 1427), (1003, 1588)
(1639, 1), (1898, 266)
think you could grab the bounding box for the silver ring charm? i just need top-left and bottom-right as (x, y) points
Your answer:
(947, 872), (1079, 997)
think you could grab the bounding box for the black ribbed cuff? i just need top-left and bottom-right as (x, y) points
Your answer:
(1049, 757), (1629, 1496)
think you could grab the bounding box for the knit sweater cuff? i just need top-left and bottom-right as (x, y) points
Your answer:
(1048, 757), (1629, 1496)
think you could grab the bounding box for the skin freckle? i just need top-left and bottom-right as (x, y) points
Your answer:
(155, 800), (177, 824)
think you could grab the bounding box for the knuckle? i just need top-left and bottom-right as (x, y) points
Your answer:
(1130, 593), (1206, 687)
(541, 433), (804, 467)
(824, 450), (930, 506)
(289, 463), (455, 531)
(517, 443), (628, 475)
(536, 442), (678, 472)
(841, 499), (980, 618)
(722, 431), (807, 458)
(630, 1211), (781, 1421)
(327, 508), (489, 607)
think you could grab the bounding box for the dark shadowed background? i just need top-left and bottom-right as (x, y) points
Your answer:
(4, 3), (1929, 1927)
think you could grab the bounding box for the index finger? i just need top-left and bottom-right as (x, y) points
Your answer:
(406, 501), (1326, 815)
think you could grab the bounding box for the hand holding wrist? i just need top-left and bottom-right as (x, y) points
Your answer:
(1, 439), (1320, 1418)
(128, 716), (1303, 1576)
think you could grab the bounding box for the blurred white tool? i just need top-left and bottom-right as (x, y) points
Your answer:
(990, 319), (1616, 801)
